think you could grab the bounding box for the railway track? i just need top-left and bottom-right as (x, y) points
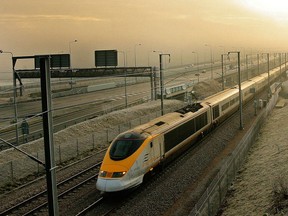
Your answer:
(75, 135), (213, 215)
(0, 62), (275, 149)
(75, 114), (223, 216)
(75, 196), (124, 216)
(0, 150), (106, 216)
(1, 165), (100, 215)
(0, 88), (273, 216)
(0, 94), (149, 150)
(76, 90), (270, 216)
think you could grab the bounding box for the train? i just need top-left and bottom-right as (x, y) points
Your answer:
(96, 65), (283, 193)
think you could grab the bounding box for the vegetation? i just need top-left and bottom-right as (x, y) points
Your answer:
(269, 174), (288, 215)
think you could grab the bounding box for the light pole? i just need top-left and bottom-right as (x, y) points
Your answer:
(219, 45), (225, 63)
(68, 39), (77, 89)
(148, 50), (157, 66)
(279, 53), (281, 74)
(68, 39), (77, 68)
(262, 53), (270, 96)
(134, 43), (141, 67)
(285, 53), (287, 74)
(257, 53), (260, 75)
(158, 53), (170, 115)
(192, 51), (199, 73)
(119, 51), (128, 108)
(228, 51), (243, 130)
(205, 44), (213, 79)
(246, 54), (249, 80)
(0, 50), (19, 145)
(221, 54), (227, 90)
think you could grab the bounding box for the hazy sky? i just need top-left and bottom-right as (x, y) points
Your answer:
(1, 0), (288, 72)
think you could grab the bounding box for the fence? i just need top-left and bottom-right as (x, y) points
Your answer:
(189, 85), (280, 215)
(0, 106), (179, 188)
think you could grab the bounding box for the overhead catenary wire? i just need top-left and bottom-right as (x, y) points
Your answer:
(0, 137), (45, 166)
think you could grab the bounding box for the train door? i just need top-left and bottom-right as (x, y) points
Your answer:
(212, 105), (219, 126)
(151, 135), (164, 163)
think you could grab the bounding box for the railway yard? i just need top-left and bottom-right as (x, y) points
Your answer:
(3, 1), (288, 214)
(0, 67), (285, 216)
(1, 76), (286, 215)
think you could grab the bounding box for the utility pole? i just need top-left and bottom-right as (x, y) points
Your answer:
(0, 50), (19, 145)
(262, 53), (270, 97)
(228, 51), (243, 130)
(40, 56), (59, 215)
(205, 44), (213, 79)
(221, 54), (227, 90)
(159, 53), (170, 115)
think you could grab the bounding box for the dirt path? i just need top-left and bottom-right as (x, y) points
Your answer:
(219, 98), (288, 215)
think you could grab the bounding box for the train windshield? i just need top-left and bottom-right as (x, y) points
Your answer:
(110, 132), (146, 161)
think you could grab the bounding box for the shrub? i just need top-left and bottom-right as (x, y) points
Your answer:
(270, 174), (288, 214)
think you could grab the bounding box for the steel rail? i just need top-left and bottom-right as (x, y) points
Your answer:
(0, 162), (102, 215)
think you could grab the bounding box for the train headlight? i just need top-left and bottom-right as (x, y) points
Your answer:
(112, 171), (127, 178)
(99, 170), (107, 177)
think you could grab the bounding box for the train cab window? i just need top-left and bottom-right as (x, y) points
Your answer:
(110, 132), (146, 161)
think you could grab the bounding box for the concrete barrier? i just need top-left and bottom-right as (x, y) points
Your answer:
(87, 82), (116, 92)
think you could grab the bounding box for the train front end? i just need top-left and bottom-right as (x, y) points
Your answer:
(96, 131), (148, 192)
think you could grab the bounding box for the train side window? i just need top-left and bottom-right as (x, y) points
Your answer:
(150, 142), (153, 148)
(195, 112), (208, 131)
(222, 101), (230, 111)
(213, 105), (220, 119)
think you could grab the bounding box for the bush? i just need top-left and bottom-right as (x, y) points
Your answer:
(270, 175), (288, 214)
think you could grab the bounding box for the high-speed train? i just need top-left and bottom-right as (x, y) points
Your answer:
(96, 65), (283, 193)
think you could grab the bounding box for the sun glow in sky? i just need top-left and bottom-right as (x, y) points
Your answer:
(242, 0), (288, 20)
(1, 0), (288, 74)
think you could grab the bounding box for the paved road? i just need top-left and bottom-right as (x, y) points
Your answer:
(0, 58), (264, 132)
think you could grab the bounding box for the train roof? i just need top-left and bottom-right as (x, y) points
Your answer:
(248, 75), (266, 83)
(131, 102), (209, 136)
(202, 87), (239, 106)
(203, 76), (263, 106)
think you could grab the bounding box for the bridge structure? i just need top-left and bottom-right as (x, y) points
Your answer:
(14, 63), (158, 100)
(16, 67), (154, 78)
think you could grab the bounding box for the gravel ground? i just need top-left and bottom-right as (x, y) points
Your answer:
(0, 79), (225, 215)
(89, 85), (261, 216)
(0, 99), (186, 214)
(1, 77), (287, 215)
(0, 99), (184, 164)
(0, 151), (104, 213)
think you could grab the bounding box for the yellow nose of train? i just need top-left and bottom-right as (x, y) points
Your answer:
(96, 131), (149, 192)
(96, 164), (129, 192)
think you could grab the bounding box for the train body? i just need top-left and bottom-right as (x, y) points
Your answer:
(96, 66), (282, 193)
